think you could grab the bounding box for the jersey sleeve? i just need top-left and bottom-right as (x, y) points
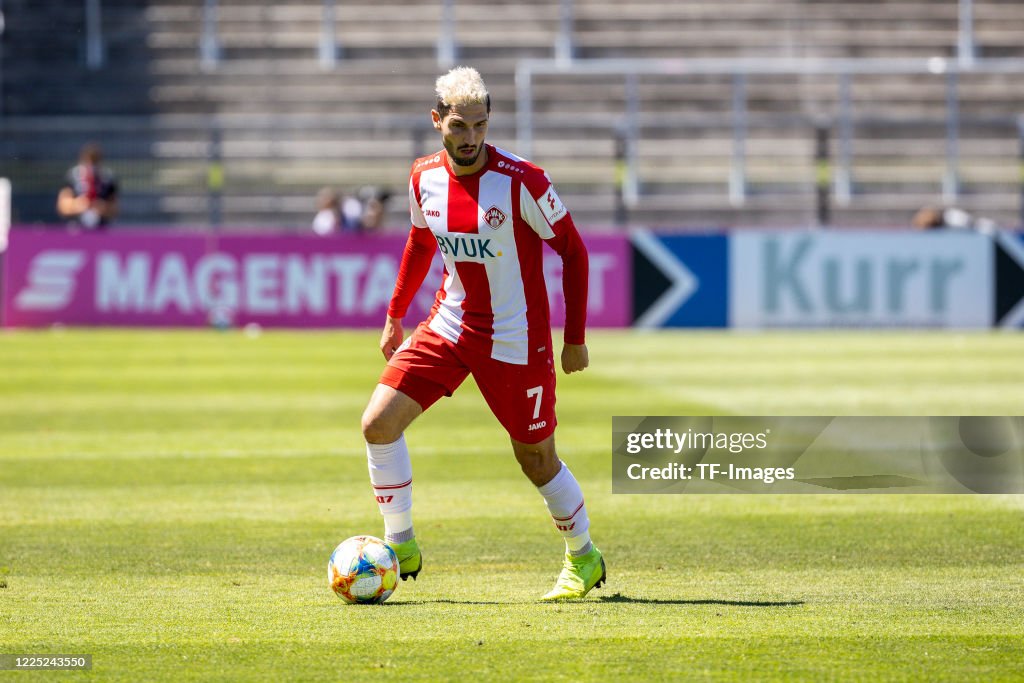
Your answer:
(388, 167), (437, 318)
(519, 175), (568, 239)
(387, 225), (437, 319)
(520, 176), (588, 345)
(408, 175), (429, 229)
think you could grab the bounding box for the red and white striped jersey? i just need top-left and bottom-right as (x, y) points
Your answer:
(389, 144), (588, 365)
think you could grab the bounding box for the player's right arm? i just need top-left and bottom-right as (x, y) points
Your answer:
(381, 174), (437, 360)
(380, 315), (405, 360)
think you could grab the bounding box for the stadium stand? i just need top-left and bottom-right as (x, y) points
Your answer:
(1, 0), (1022, 229)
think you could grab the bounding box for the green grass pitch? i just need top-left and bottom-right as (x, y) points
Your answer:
(1, 329), (1022, 681)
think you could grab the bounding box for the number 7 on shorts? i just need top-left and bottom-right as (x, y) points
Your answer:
(526, 386), (543, 420)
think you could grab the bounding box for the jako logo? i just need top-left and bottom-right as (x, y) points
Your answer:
(15, 250), (87, 311)
(424, 209), (441, 218)
(497, 160), (524, 174)
(416, 155), (442, 168)
(554, 521), (576, 532)
(528, 420), (547, 431)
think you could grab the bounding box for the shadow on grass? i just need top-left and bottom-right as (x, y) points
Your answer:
(388, 594), (804, 607)
(597, 593), (804, 607)
(390, 599), (504, 605)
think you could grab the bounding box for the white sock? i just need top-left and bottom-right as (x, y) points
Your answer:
(537, 463), (592, 556)
(366, 435), (414, 543)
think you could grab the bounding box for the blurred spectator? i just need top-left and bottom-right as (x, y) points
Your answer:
(354, 185), (392, 232)
(340, 192), (364, 232)
(313, 185), (392, 235)
(912, 205), (997, 235)
(312, 187), (344, 236)
(57, 143), (118, 229)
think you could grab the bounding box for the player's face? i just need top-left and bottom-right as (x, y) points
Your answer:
(434, 103), (489, 169)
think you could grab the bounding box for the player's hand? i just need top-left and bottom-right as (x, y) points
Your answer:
(561, 343), (589, 374)
(380, 316), (404, 361)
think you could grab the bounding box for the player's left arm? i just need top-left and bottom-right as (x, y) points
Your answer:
(523, 179), (589, 374)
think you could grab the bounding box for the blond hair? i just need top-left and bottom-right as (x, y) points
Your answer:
(434, 66), (490, 116)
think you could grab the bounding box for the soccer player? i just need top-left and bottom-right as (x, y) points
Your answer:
(56, 143), (118, 229)
(359, 66), (605, 601)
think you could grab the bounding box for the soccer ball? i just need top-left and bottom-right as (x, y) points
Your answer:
(328, 535), (399, 604)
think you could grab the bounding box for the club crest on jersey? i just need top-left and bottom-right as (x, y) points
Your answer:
(484, 206), (507, 229)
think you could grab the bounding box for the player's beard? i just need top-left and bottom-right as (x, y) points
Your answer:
(445, 138), (485, 167)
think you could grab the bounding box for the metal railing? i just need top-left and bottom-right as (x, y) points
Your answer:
(516, 56), (1024, 221)
(27, 0), (986, 75)
(84, 0), (104, 69)
(56, 0), (989, 75)
(192, 0), (575, 70)
(319, 0), (338, 69)
(199, 0), (220, 71)
(958, 0), (976, 68)
(5, 110), (1024, 228)
(0, 114), (435, 227)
